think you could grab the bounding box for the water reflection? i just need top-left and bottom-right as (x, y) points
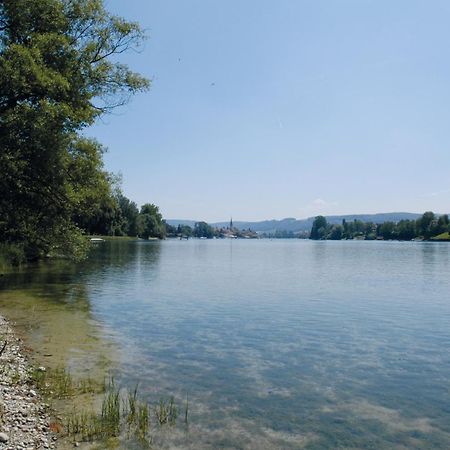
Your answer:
(0, 240), (148, 378)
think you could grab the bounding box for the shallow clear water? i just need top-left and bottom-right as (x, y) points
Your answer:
(1, 239), (450, 449)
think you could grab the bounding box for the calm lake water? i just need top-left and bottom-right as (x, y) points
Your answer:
(1, 239), (450, 449)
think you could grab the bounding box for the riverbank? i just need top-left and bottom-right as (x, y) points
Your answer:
(0, 315), (56, 449)
(430, 232), (450, 241)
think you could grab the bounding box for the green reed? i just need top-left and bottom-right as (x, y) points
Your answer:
(184, 393), (189, 425)
(65, 380), (186, 445)
(101, 379), (121, 437)
(137, 402), (150, 438)
(125, 384), (138, 428)
(30, 366), (105, 399)
(155, 396), (178, 426)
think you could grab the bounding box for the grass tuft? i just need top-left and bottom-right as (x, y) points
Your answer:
(184, 393), (189, 425)
(155, 396), (178, 426)
(30, 366), (105, 398)
(65, 381), (184, 445)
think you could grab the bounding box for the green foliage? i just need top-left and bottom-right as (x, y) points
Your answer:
(66, 379), (122, 441)
(328, 225), (343, 240)
(139, 204), (166, 239)
(310, 216), (328, 240)
(126, 386), (138, 428)
(117, 194), (140, 237)
(30, 365), (104, 399)
(0, 0), (149, 260)
(310, 211), (448, 241)
(164, 222), (178, 237)
(177, 224), (193, 237)
(155, 397), (178, 426)
(377, 221), (396, 240)
(436, 214), (449, 235)
(193, 221), (215, 238)
(396, 219), (416, 241)
(101, 381), (121, 436)
(137, 403), (150, 439)
(416, 211), (435, 239)
(66, 382), (186, 445)
(0, 243), (26, 267)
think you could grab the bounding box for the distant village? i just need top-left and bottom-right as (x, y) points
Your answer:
(165, 219), (259, 239)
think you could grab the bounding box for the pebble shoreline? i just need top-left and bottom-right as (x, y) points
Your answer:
(0, 315), (56, 449)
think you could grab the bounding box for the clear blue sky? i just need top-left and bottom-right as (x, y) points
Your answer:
(89, 0), (450, 222)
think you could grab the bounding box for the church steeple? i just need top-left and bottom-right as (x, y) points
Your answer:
(230, 217), (233, 229)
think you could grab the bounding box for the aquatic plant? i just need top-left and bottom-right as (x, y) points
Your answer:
(101, 380), (121, 437)
(79, 377), (103, 394)
(125, 384), (138, 429)
(51, 367), (73, 397)
(65, 381), (183, 445)
(137, 402), (150, 438)
(66, 410), (99, 441)
(184, 393), (189, 425)
(155, 397), (178, 426)
(30, 366), (105, 398)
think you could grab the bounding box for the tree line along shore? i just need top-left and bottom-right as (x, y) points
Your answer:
(309, 211), (450, 241)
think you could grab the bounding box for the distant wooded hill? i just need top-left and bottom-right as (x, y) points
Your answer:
(166, 213), (423, 234)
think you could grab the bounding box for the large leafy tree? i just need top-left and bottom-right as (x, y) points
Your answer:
(0, 0), (149, 260)
(139, 204), (165, 239)
(416, 211), (435, 239)
(193, 221), (215, 239)
(310, 216), (328, 240)
(116, 194), (140, 237)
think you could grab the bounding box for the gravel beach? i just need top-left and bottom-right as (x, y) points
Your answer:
(0, 315), (56, 449)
